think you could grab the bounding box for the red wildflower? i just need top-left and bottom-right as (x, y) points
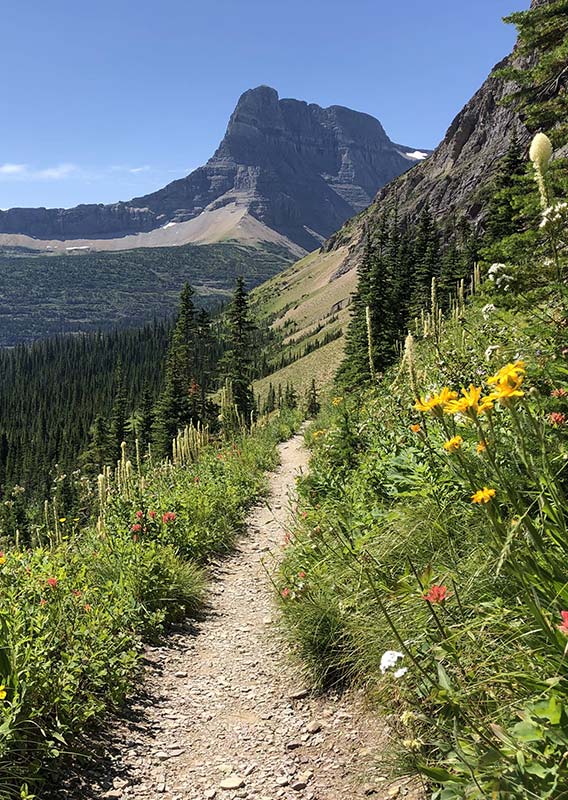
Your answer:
(281, 587), (290, 599)
(558, 611), (568, 636)
(301, 511), (308, 519)
(217, 453), (223, 460)
(148, 510), (156, 519)
(194, 476), (200, 483)
(298, 571), (306, 579)
(162, 512), (176, 524)
(423, 585), (449, 604)
(46, 577), (58, 589)
(84, 604), (92, 612)
(40, 598), (47, 607)
(131, 523), (142, 532)
(551, 388), (568, 398)
(72, 589), (82, 598)
(549, 412), (567, 426)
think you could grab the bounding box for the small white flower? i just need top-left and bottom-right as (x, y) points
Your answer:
(488, 263), (507, 278)
(482, 303), (496, 320)
(380, 650), (404, 674)
(485, 345), (500, 362)
(394, 667), (408, 679)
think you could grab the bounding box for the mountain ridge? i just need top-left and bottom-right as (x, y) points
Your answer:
(0, 86), (428, 253)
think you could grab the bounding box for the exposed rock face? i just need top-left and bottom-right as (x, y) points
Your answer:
(0, 87), (427, 251)
(324, 47), (534, 271)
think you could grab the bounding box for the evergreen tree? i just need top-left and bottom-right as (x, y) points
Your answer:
(263, 383), (277, 414)
(484, 136), (527, 246)
(221, 277), (256, 422)
(498, 1), (568, 145)
(409, 207), (441, 318)
(109, 364), (127, 463)
(82, 415), (111, 475)
(137, 388), (155, 453)
(336, 229), (375, 388)
(305, 379), (320, 418)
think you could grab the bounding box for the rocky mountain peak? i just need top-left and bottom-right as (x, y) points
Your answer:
(0, 88), (429, 253)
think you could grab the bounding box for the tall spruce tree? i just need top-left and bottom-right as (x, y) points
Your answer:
(336, 229), (375, 388)
(221, 277), (256, 422)
(153, 284), (200, 457)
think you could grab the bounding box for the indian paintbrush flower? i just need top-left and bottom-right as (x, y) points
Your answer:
(557, 611), (568, 635)
(423, 585), (449, 604)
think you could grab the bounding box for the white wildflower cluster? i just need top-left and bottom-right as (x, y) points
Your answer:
(380, 650), (408, 678)
(540, 201), (568, 231)
(481, 303), (496, 320)
(484, 344), (500, 362)
(487, 263), (513, 292)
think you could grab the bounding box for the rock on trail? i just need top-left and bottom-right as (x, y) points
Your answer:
(46, 433), (419, 800)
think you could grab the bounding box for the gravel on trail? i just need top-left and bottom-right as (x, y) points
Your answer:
(45, 432), (421, 800)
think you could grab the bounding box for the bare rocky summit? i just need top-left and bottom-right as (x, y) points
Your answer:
(0, 87), (427, 253)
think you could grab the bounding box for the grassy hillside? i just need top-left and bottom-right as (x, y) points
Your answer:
(0, 242), (292, 346)
(251, 247), (352, 400)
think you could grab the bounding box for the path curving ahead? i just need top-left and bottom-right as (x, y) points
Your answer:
(50, 433), (413, 800)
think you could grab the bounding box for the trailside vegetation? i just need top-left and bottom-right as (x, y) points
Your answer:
(278, 131), (568, 797)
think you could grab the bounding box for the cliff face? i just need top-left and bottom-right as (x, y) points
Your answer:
(325, 32), (536, 265)
(0, 87), (427, 252)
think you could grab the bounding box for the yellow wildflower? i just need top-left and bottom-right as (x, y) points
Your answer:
(443, 435), (463, 453)
(410, 424), (421, 434)
(471, 487), (496, 504)
(0, 685), (6, 701)
(331, 396), (343, 406)
(414, 387), (457, 414)
(489, 383), (525, 403)
(445, 385), (494, 416)
(59, 518), (67, 523)
(312, 429), (327, 440)
(488, 361), (525, 387)
(0, 555), (5, 566)
(476, 440), (487, 454)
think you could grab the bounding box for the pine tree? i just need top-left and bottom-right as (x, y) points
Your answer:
(484, 135), (527, 246)
(336, 229), (375, 388)
(498, 1), (568, 145)
(409, 207), (441, 318)
(221, 277), (256, 422)
(305, 379), (320, 417)
(109, 364), (127, 463)
(82, 415), (111, 475)
(153, 284), (201, 457)
(137, 388), (155, 453)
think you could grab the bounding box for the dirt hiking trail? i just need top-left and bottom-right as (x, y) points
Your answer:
(48, 433), (419, 800)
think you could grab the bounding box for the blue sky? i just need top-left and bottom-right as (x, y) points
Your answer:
(1, 0), (528, 209)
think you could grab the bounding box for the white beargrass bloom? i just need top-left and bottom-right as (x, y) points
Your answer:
(380, 650), (404, 674)
(529, 132), (553, 170)
(488, 263), (507, 279)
